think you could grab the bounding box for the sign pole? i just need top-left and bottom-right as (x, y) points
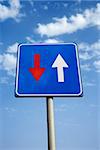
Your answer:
(46, 97), (56, 150)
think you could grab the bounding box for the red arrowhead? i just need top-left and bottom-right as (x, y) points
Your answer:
(29, 68), (45, 81)
(29, 54), (45, 81)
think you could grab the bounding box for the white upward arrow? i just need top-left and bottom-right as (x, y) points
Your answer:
(52, 54), (69, 82)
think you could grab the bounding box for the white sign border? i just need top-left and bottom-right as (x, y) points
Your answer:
(15, 43), (83, 97)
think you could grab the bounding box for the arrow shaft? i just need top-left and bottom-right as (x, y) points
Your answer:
(34, 54), (40, 68)
(57, 67), (64, 82)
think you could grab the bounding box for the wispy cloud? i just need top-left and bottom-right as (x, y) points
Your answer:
(80, 64), (91, 71)
(43, 5), (48, 10)
(63, 3), (68, 8)
(93, 60), (100, 72)
(58, 121), (80, 127)
(79, 51), (93, 60)
(26, 36), (36, 43)
(89, 104), (100, 108)
(84, 81), (96, 87)
(0, 41), (3, 45)
(79, 40), (100, 72)
(36, 3), (100, 37)
(26, 36), (62, 44)
(0, 0), (23, 21)
(0, 76), (9, 84)
(83, 79), (96, 87)
(4, 107), (16, 112)
(28, 0), (34, 7)
(79, 40), (100, 56)
(55, 104), (80, 112)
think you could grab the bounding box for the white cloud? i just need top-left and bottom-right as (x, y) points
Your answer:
(0, 42), (18, 76)
(0, 53), (16, 76)
(7, 42), (19, 53)
(44, 38), (62, 43)
(36, 3), (100, 37)
(0, 0), (22, 21)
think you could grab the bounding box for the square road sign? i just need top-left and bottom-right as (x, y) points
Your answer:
(15, 43), (83, 97)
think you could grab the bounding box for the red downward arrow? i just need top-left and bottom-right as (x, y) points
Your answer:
(29, 54), (45, 81)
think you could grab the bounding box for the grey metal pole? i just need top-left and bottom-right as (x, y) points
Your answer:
(46, 97), (56, 150)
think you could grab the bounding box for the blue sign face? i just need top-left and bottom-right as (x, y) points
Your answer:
(15, 43), (83, 97)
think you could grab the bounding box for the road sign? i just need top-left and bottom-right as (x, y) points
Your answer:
(15, 43), (82, 97)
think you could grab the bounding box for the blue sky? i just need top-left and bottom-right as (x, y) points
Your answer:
(0, 0), (100, 150)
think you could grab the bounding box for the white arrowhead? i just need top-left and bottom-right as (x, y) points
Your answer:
(52, 54), (68, 82)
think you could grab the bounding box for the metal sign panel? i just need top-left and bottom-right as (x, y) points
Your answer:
(15, 43), (82, 97)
